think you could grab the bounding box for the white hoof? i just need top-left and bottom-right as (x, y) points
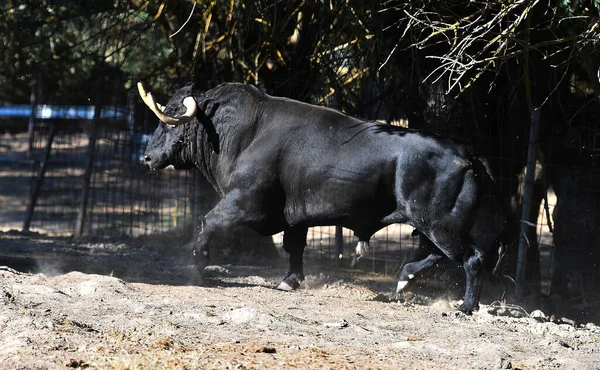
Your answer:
(355, 241), (370, 256)
(276, 281), (294, 291)
(396, 280), (410, 293)
(396, 275), (414, 293)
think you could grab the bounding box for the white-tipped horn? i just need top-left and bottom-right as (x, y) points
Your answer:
(137, 82), (197, 126)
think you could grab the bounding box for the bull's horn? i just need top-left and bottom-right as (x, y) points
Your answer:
(137, 82), (197, 126)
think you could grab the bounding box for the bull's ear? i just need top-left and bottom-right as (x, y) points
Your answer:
(201, 99), (219, 117)
(193, 98), (220, 155)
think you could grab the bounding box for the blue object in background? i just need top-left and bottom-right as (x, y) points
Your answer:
(0, 105), (126, 120)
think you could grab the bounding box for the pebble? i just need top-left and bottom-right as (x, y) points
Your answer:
(530, 310), (548, 322)
(495, 357), (512, 369)
(203, 265), (230, 276)
(323, 319), (349, 328)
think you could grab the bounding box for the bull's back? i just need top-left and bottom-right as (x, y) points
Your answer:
(277, 118), (474, 229)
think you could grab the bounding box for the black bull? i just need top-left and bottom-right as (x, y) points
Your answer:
(140, 82), (516, 314)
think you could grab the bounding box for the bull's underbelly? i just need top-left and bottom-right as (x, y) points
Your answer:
(282, 188), (398, 231)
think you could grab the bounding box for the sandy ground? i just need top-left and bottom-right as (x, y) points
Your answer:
(1, 232), (599, 370)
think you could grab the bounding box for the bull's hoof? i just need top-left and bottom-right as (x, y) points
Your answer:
(192, 248), (209, 272)
(396, 280), (410, 293)
(395, 274), (415, 293)
(458, 302), (479, 315)
(276, 272), (304, 291)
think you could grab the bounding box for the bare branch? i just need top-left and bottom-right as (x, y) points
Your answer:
(384, 0), (600, 96)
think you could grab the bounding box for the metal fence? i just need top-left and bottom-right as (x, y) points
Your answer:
(0, 101), (207, 238)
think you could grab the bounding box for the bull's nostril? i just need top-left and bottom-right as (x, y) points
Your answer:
(144, 156), (151, 162)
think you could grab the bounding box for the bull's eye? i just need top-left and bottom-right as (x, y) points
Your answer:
(166, 124), (177, 128)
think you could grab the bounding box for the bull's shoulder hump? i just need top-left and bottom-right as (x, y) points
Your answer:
(206, 83), (265, 100)
(261, 95), (364, 124)
(207, 83), (357, 121)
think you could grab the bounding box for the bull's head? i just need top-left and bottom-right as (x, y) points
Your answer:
(138, 82), (198, 169)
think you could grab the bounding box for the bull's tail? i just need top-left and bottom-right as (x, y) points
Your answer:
(470, 156), (520, 278)
(492, 217), (520, 281)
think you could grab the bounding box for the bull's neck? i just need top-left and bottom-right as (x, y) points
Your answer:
(189, 121), (220, 194)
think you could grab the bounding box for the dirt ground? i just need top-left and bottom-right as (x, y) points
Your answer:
(1, 232), (599, 370)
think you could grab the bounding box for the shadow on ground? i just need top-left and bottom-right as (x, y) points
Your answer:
(1, 230), (599, 327)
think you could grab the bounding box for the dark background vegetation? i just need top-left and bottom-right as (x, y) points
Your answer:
(1, 0), (599, 303)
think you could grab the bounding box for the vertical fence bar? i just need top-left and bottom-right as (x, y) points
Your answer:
(26, 78), (38, 159)
(192, 169), (202, 236)
(329, 86), (345, 266)
(516, 107), (541, 296)
(23, 122), (55, 231)
(75, 73), (104, 236)
(335, 225), (344, 266)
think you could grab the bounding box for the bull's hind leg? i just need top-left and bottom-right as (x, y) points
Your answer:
(350, 240), (370, 268)
(396, 253), (443, 292)
(461, 247), (484, 314)
(404, 229), (484, 314)
(426, 235), (484, 314)
(276, 226), (308, 291)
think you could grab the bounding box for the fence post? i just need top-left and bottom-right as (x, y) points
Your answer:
(335, 225), (344, 266)
(192, 169), (202, 235)
(516, 107), (541, 296)
(23, 122), (55, 231)
(328, 87), (345, 265)
(26, 78), (38, 159)
(75, 72), (104, 236)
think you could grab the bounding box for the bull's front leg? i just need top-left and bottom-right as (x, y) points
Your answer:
(276, 226), (308, 291)
(191, 196), (246, 277)
(191, 217), (210, 273)
(460, 248), (484, 314)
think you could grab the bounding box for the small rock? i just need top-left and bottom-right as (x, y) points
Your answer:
(585, 322), (598, 330)
(65, 359), (89, 368)
(507, 308), (527, 318)
(558, 340), (573, 349)
(204, 265), (230, 276)
(530, 310), (547, 322)
(495, 357), (512, 369)
(556, 317), (576, 326)
(487, 305), (527, 318)
(370, 293), (390, 302)
(2, 287), (14, 302)
(323, 319), (349, 328)
(253, 346), (276, 353)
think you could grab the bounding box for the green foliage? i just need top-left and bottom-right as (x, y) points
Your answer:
(1, 0), (598, 115)
(0, 0), (171, 104)
(560, 0), (600, 12)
